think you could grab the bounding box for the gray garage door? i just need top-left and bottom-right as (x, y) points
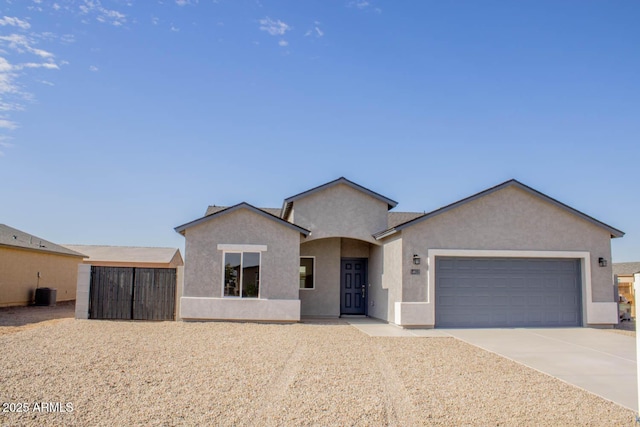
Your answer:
(435, 257), (582, 328)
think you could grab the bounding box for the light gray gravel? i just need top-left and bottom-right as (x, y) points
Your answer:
(0, 317), (635, 426)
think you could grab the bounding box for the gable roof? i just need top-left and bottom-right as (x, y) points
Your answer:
(206, 206), (422, 230)
(613, 262), (640, 276)
(387, 212), (424, 228)
(205, 205), (281, 218)
(63, 245), (183, 265)
(0, 224), (86, 258)
(281, 177), (398, 219)
(374, 179), (625, 240)
(175, 202), (310, 236)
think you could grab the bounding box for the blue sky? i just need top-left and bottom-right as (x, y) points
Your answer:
(0, 0), (638, 262)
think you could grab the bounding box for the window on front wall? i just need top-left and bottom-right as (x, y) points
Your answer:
(224, 252), (260, 298)
(300, 257), (315, 289)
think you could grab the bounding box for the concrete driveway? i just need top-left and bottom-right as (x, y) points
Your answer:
(444, 328), (638, 411)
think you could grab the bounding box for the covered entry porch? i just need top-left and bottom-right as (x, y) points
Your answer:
(299, 237), (373, 318)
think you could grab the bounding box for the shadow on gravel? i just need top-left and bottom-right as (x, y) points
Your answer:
(0, 300), (75, 327)
(299, 317), (349, 325)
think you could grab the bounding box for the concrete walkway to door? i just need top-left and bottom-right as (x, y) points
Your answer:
(444, 328), (638, 412)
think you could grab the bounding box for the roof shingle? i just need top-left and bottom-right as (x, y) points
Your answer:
(613, 262), (640, 276)
(62, 245), (182, 265)
(0, 224), (85, 257)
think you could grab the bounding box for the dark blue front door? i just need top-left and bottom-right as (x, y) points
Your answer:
(340, 259), (367, 315)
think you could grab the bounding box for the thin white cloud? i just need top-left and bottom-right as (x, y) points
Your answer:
(0, 119), (18, 130)
(0, 73), (19, 98)
(0, 136), (14, 156)
(347, 0), (380, 12)
(60, 34), (76, 44)
(305, 24), (324, 38)
(278, 39), (288, 47)
(0, 3), (135, 155)
(151, 16), (159, 25)
(79, 0), (127, 27)
(0, 34), (55, 58)
(259, 17), (290, 36)
(170, 25), (180, 32)
(0, 57), (12, 73)
(0, 99), (24, 112)
(14, 62), (60, 70)
(0, 22), (61, 149)
(0, 16), (31, 30)
(176, 0), (198, 5)
(348, 0), (370, 9)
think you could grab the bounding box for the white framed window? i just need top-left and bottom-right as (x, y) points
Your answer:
(223, 251), (261, 298)
(300, 257), (315, 289)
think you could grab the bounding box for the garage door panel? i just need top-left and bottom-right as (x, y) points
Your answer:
(436, 257), (582, 328)
(438, 259), (455, 270)
(492, 295), (508, 306)
(527, 295), (543, 307)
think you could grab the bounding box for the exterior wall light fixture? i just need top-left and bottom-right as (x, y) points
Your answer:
(598, 257), (607, 267)
(413, 254), (421, 265)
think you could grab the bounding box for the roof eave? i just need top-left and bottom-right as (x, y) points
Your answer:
(175, 202), (310, 237)
(373, 228), (398, 240)
(0, 243), (87, 258)
(283, 177), (398, 211)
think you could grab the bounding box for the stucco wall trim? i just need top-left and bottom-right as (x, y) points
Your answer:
(217, 244), (268, 252)
(395, 302), (432, 327)
(180, 297), (300, 321)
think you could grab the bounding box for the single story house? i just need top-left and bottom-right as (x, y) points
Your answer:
(0, 224), (85, 307)
(175, 178), (624, 328)
(69, 245), (184, 321)
(613, 262), (640, 317)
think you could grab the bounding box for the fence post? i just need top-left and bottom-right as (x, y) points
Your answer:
(75, 264), (91, 319)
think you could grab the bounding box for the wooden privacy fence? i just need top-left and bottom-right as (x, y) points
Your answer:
(89, 266), (176, 320)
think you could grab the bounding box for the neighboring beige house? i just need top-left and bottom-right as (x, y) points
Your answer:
(613, 262), (640, 317)
(63, 245), (183, 269)
(0, 224), (85, 307)
(175, 178), (624, 328)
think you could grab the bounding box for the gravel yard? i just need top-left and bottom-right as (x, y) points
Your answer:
(0, 306), (635, 426)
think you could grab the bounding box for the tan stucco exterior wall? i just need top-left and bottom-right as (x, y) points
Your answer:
(292, 183), (389, 244)
(299, 238), (341, 317)
(0, 247), (81, 307)
(399, 186), (615, 303)
(341, 238), (370, 258)
(368, 234), (403, 321)
(183, 208), (301, 300)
